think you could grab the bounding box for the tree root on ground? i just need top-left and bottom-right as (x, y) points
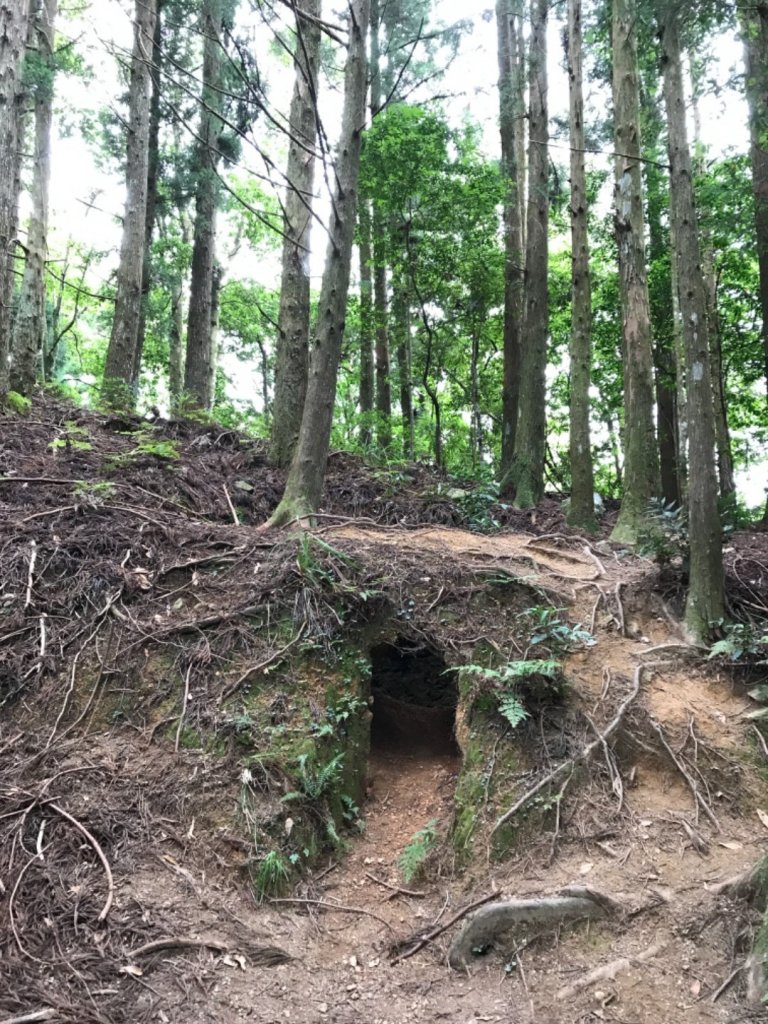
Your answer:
(448, 886), (622, 969)
(714, 855), (768, 1004)
(555, 937), (667, 1000)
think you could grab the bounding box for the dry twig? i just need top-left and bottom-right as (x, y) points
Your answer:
(48, 803), (115, 921)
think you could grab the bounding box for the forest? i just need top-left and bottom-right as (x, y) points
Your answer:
(4, 1), (768, 1021)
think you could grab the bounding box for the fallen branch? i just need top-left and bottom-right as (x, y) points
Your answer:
(48, 803), (114, 921)
(174, 664), (193, 753)
(491, 664), (646, 835)
(556, 937), (667, 1000)
(222, 485), (239, 526)
(710, 965), (743, 1003)
(0, 1011), (59, 1024)
(365, 872), (426, 898)
(390, 890), (499, 964)
(269, 896), (394, 932)
(450, 886), (621, 969)
(220, 623), (307, 702)
(126, 937), (292, 965)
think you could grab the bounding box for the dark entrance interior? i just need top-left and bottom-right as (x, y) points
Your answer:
(369, 641), (459, 756)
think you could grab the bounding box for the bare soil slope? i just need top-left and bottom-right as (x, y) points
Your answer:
(1, 397), (767, 1024)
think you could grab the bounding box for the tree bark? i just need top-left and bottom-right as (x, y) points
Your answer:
(609, 0), (659, 543)
(102, 0), (158, 407)
(690, 67), (735, 498)
(267, 0), (370, 526)
(183, 0), (224, 411)
(503, 0), (548, 509)
(0, 0), (30, 401)
(660, 9), (724, 640)
(10, 0), (57, 397)
(496, 0), (526, 481)
(168, 277), (185, 411)
(132, 0), (163, 391)
(739, 2), (768, 514)
(358, 200), (375, 447)
(565, 0), (596, 531)
(392, 260), (413, 459)
(369, 0), (391, 450)
(270, 0), (321, 466)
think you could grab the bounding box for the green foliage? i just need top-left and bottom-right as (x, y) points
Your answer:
(463, 659), (564, 731)
(637, 499), (688, 567)
(254, 850), (290, 901)
(517, 607), (595, 654)
(708, 622), (768, 664)
(398, 819), (438, 883)
(282, 752), (345, 804)
(73, 479), (116, 504)
(5, 392), (31, 415)
(49, 421), (93, 452)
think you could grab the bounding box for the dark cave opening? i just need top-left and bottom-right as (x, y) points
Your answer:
(369, 641), (459, 757)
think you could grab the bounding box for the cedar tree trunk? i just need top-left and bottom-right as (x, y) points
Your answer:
(267, 0), (370, 526)
(660, 9), (724, 640)
(270, 0), (321, 466)
(503, 0), (548, 509)
(0, 0), (30, 400)
(610, 0), (659, 542)
(102, 0), (158, 407)
(11, 0), (57, 396)
(565, 0), (597, 531)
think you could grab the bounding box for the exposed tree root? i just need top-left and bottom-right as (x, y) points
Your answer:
(448, 886), (622, 969)
(555, 937), (667, 1000)
(492, 663), (648, 836)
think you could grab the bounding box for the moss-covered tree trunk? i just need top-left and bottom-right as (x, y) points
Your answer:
(565, 0), (596, 532)
(183, 0), (225, 411)
(267, 0), (370, 527)
(270, 0), (321, 466)
(609, 0), (659, 543)
(10, 0), (57, 397)
(102, 0), (158, 407)
(660, 9), (724, 641)
(503, 0), (548, 509)
(496, 0), (526, 482)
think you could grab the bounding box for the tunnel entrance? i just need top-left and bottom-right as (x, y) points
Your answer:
(369, 641), (459, 757)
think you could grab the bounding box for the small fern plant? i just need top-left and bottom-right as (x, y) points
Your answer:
(464, 659), (563, 730)
(398, 819), (438, 883)
(282, 752), (345, 803)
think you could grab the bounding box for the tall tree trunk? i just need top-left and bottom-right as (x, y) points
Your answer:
(183, 0), (224, 410)
(660, 9), (724, 640)
(267, 0), (370, 526)
(102, 0), (158, 407)
(496, 0), (526, 480)
(503, 0), (548, 509)
(392, 261), (413, 459)
(0, 0), (30, 401)
(11, 0), (57, 396)
(358, 200), (375, 447)
(270, 0), (321, 466)
(690, 68), (735, 498)
(369, 0), (391, 450)
(739, 2), (768, 510)
(132, 0), (163, 391)
(609, 0), (659, 543)
(168, 277), (185, 411)
(642, 80), (681, 508)
(565, 0), (596, 531)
